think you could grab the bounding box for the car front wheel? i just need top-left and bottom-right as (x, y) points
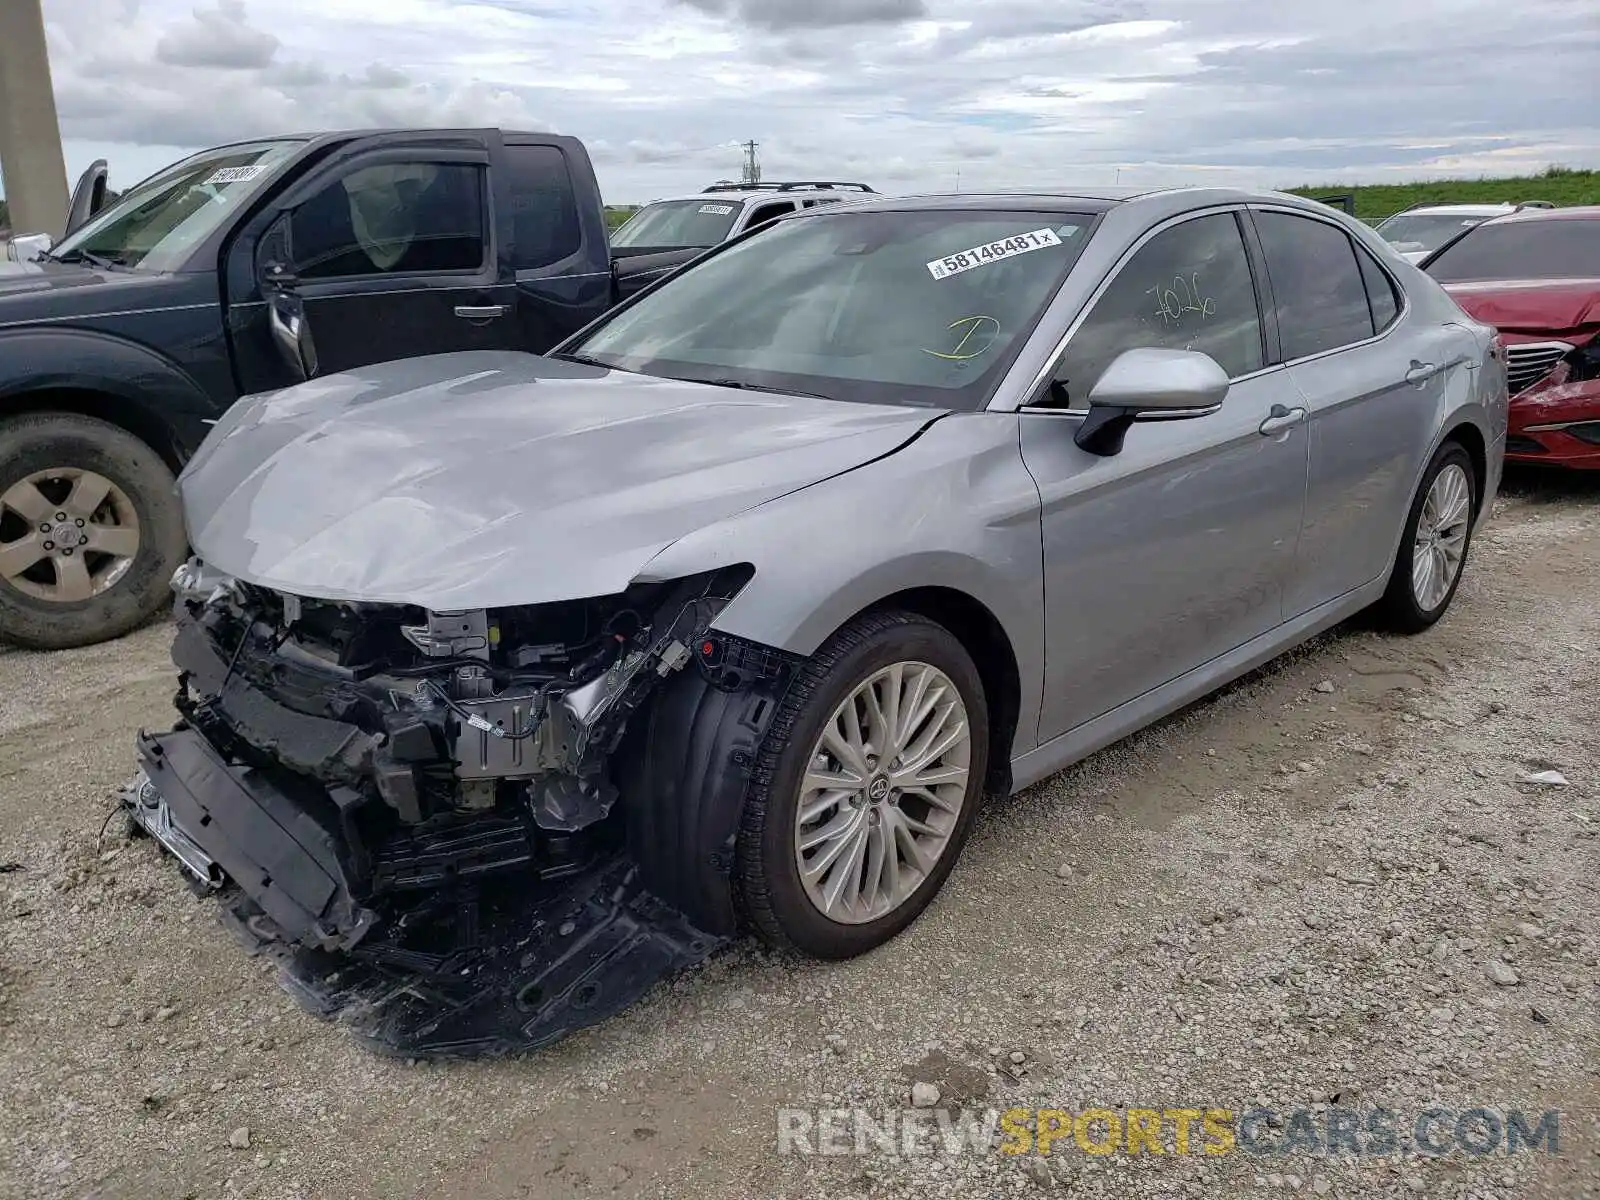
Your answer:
(736, 610), (989, 958)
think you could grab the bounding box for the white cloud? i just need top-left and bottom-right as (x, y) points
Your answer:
(21, 0), (1600, 205)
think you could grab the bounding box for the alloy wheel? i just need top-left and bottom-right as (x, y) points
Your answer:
(1411, 462), (1471, 612)
(794, 660), (972, 925)
(0, 468), (141, 603)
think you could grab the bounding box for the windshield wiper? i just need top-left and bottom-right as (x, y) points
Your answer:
(699, 378), (835, 401)
(48, 247), (124, 270)
(548, 351), (641, 374)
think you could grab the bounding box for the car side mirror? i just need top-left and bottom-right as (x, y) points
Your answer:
(9, 232), (53, 263)
(1070, 347), (1230, 457)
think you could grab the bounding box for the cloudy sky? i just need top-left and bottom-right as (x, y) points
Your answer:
(23, 0), (1600, 204)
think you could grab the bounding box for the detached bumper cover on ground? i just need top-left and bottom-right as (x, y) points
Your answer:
(128, 746), (721, 1058)
(124, 722), (727, 1060)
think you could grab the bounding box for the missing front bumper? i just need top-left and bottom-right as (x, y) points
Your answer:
(122, 727), (726, 1059)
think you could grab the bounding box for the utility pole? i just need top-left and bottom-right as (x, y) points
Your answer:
(740, 140), (761, 186)
(0, 0), (70, 237)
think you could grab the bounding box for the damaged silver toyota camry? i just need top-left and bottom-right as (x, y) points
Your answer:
(123, 188), (1507, 1057)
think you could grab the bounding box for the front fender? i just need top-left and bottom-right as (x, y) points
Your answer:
(636, 411), (1048, 757)
(0, 326), (222, 459)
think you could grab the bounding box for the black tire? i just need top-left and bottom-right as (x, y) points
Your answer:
(735, 610), (989, 958)
(1373, 441), (1477, 634)
(0, 413), (187, 650)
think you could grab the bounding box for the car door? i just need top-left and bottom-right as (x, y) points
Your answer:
(1247, 207), (1455, 615)
(233, 131), (517, 388)
(1018, 208), (1310, 744)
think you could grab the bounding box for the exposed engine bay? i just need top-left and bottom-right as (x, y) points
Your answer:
(122, 558), (792, 1058)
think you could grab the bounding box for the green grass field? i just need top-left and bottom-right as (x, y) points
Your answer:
(1287, 166), (1600, 220)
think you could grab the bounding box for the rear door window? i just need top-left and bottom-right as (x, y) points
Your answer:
(1253, 211), (1375, 360)
(503, 144), (582, 270)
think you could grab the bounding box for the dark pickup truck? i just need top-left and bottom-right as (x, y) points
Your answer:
(0, 128), (697, 650)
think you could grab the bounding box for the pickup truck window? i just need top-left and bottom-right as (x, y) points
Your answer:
(48, 140), (302, 272)
(505, 145), (582, 269)
(572, 208), (1095, 411)
(610, 200), (743, 250)
(289, 162), (487, 279)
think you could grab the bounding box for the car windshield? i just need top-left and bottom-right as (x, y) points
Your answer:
(1376, 212), (1495, 254)
(1425, 219), (1600, 282)
(609, 199), (745, 249)
(49, 140), (303, 272)
(570, 208), (1096, 409)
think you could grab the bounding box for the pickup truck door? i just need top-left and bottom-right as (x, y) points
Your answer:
(227, 129), (519, 391)
(500, 136), (615, 352)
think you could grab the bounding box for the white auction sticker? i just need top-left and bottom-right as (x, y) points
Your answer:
(204, 164), (269, 185)
(698, 203), (735, 215)
(926, 227), (1065, 281)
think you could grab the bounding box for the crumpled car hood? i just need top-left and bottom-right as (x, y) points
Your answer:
(1442, 278), (1600, 335)
(180, 350), (938, 610)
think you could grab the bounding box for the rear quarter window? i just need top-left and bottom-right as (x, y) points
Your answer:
(1357, 247), (1401, 333)
(504, 144), (582, 270)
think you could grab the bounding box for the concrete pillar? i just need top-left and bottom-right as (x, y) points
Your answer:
(0, 0), (69, 237)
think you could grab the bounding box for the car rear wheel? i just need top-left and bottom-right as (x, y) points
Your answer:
(0, 413), (187, 650)
(735, 610), (988, 958)
(1374, 441), (1477, 634)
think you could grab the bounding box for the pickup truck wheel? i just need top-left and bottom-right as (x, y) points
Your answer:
(735, 611), (988, 959)
(0, 413), (186, 650)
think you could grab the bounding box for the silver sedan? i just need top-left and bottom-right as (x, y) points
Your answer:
(147, 186), (1508, 999)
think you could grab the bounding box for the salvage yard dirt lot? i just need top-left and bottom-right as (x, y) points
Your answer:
(2, 473), (1597, 1200)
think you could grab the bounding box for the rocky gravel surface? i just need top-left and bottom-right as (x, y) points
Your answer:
(0, 473), (1596, 1200)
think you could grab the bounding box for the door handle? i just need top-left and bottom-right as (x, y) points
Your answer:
(454, 304), (508, 321)
(1405, 360), (1439, 386)
(1258, 404), (1306, 436)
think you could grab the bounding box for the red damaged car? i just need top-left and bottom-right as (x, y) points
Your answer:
(1424, 207), (1600, 468)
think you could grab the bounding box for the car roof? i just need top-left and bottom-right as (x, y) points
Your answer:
(641, 188), (871, 204)
(794, 185), (1344, 216)
(1480, 204), (1600, 225)
(1388, 203), (1519, 217)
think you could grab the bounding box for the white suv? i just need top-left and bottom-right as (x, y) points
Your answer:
(610, 181), (876, 252)
(1375, 201), (1555, 263)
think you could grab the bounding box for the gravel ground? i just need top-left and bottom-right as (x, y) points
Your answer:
(1, 471), (1596, 1200)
